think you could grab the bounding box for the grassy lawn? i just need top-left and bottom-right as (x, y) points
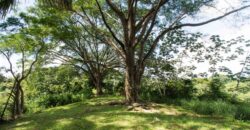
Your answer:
(0, 96), (250, 130)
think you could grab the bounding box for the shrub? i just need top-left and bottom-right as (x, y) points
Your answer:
(165, 79), (196, 99)
(38, 93), (85, 108)
(103, 71), (124, 95)
(235, 104), (250, 121)
(82, 83), (93, 99)
(0, 85), (8, 92)
(200, 77), (228, 100)
(25, 99), (44, 113)
(141, 78), (196, 102)
(25, 66), (94, 110)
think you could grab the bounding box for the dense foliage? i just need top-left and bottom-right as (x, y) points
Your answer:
(24, 66), (90, 109)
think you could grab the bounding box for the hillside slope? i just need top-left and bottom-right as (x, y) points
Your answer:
(0, 96), (250, 130)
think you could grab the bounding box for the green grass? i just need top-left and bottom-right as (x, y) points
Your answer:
(1, 96), (250, 130)
(179, 100), (237, 116)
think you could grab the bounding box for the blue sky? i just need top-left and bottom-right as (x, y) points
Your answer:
(187, 0), (250, 74)
(0, 0), (250, 76)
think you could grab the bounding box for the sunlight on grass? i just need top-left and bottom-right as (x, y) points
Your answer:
(15, 121), (32, 127)
(1, 96), (250, 130)
(53, 118), (73, 129)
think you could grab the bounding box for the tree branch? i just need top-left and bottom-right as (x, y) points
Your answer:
(106, 0), (126, 20)
(176, 5), (250, 28)
(0, 50), (17, 80)
(136, 0), (169, 31)
(22, 45), (44, 80)
(143, 4), (250, 62)
(95, 0), (125, 52)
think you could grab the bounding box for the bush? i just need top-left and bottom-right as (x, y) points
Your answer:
(165, 79), (196, 99)
(25, 100), (41, 113)
(25, 66), (95, 110)
(82, 84), (93, 99)
(181, 99), (236, 116)
(0, 86), (7, 92)
(199, 77), (228, 100)
(38, 93), (86, 108)
(141, 78), (196, 102)
(103, 71), (124, 95)
(178, 99), (250, 121)
(235, 104), (250, 121)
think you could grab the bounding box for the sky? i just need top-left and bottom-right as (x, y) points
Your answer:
(0, 0), (250, 77)
(186, 0), (250, 74)
(188, 0), (250, 39)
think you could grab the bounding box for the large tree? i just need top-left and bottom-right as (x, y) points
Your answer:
(2, 0), (250, 104)
(90, 0), (250, 103)
(50, 16), (119, 95)
(23, 7), (120, 95)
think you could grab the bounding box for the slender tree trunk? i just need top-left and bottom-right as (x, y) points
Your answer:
(11, 82), (19, 119)
(11, 100), (16, 119)
(15, 83), (22, 116)
(10, 81), (24, 118)
(15, 84), (21, 116)
(232, 78), (241, 100)
(11, 87), (17, 119)
(20, 85), (24, 113)
(236, 79), (240, 90)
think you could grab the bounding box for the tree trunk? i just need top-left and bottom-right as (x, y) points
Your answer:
(11, 81), (24, 119)
(124, 48), (143, 104)
(15, 83), (21, 116)
(92, 73), (103, 96)
(11, 90), (17, 119)
(124, 69), (142, 104)
(20, 85), (24, 113)
(236, 79), (240, 90)
(95, 77), (103, 96)
(232, 79), (241, 100)
(15, 83), (22, 116)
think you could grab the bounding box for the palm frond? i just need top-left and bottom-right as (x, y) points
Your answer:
(0, 0), (17, 17)
(0, 0), (72, 18)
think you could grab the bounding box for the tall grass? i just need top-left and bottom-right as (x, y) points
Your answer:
(167, 99), (250, 121)
(180, 100), (236, 116)
(235, 104), (250, 121)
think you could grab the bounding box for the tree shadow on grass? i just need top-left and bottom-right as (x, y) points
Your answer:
(95, 111), (250, 130)
(1, 99), (250, 130)
(0, 102), (125, 130)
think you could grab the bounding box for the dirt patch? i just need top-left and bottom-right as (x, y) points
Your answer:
(127, 103), (197, 117)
